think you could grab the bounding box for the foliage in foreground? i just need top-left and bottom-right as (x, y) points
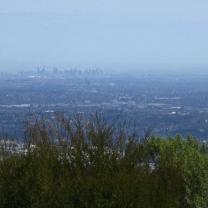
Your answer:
(0, 114), (208, 208)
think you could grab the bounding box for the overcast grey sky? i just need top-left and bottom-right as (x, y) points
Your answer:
(0, 0), (208, 66)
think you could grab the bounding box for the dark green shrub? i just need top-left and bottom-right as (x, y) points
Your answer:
(0, 114), (207, 208)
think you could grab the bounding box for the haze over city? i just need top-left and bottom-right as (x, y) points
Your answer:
(0, 0), (208, 68)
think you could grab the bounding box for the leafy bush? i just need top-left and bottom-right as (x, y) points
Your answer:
(0, 114), (208, 208)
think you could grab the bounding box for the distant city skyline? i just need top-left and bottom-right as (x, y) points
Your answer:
(0, 0), (208, 67)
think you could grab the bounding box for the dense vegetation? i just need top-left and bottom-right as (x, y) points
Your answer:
(0, 114), (208, 208)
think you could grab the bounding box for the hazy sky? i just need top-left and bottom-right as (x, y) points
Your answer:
(0, 0), (208, 66)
